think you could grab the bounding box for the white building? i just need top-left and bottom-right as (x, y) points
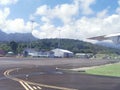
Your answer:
(52, 48), (74, 58)
(38, 51), (54, 58)
(23, 48), (38, 57)
(23, 48), (54, 57)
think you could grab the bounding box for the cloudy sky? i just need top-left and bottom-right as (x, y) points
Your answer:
(0, 0), (120, 42)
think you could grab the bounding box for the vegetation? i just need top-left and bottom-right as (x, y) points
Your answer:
(86, 63), (120, 77)
(0, 39), (120, 55)
(10, 41), (18, 54)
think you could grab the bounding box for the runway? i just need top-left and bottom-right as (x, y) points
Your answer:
(0, 57), (120, 90)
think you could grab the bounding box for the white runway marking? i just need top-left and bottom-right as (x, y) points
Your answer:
(33, 86), (37, 89)
(23, 81), (34, 90)
(19, 81), (29, 90)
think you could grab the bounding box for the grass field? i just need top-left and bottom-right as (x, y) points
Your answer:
(86, 62), (120, 77)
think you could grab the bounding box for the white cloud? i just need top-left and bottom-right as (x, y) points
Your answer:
(32, 30), (47, 39)
(116, 8), (120, 14)
(76, 0), (95, 15)
(32, 0), (99, 40)
(53, 3), (79, 24)
(1, 18), (38, 34)
(0, 8), (10, 29)
(116, 0), (120, 14)
(41, 16), (51, 24)
(35, 5), (49, 16)
(2, 19), (30, 33)
(35, 2), (79, 24)
(0, 0), (25, 33)
(0, 7), (30, 33)
(0, 0), (120, 43)
(35, 0), (95, 24)
(33, 0), (96, 33)
(118, 0), (120, 5)
(1, 0), (96, 35)
(0, 7), (10, 20)
(97, 9), (109, 18)
(0, 7), (38, 34)
(32, 13), (120, 41)
(31, 0), (120, 41)
(0, 0), (18, 6)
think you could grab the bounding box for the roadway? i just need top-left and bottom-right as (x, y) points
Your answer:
(0, 57), (120, 90)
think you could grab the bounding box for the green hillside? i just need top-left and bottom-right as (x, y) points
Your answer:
(31, 39), (120, 54)
(0, 39), (120, 55)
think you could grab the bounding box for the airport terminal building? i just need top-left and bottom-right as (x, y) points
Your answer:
(51, 48), (74, 58)
(23, 48), (74, 58)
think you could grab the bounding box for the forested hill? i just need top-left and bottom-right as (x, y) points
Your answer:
(32, 39), (120, 54)
(0, 38), (120, 54)
(0, 30), (37, 42)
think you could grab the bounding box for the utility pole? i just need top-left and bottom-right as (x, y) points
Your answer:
(58, 29), (61, 49)
(30, 20), (34, 51)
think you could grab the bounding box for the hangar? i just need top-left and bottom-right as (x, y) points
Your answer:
(51, 48), (74, 58)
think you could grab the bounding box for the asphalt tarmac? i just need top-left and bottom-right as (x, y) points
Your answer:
(0, 57), (120, 90)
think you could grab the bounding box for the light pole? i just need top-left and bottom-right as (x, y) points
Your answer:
(30, 20), (34, 51)
(58, 29), (61, 49)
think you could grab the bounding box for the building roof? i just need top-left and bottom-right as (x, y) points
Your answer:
(52, 48), (73, 54)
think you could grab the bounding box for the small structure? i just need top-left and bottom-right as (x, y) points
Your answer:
(6, 51), (15, 57)
(75, 53), (93, 58)
(0, 50), (5, 56)
(38, 51), (54, 58)
(23, 48), (37, 57)
(23, 48), (74, 58)
(51, 48), (74, 58)
(23, 48), (54, 58)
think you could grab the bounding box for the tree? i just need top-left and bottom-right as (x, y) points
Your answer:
(0, 43), (11, 52)
(10, 41), (18, 54)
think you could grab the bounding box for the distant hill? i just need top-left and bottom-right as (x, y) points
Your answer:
(0, 30), (37, 42)
(32, 39), (120, 54)
(96, 41), (120, 49)
(0, 30), (120, 54)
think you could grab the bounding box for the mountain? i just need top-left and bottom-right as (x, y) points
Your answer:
(0, 30), (120, 54)
(0, 30), (37, 42)
(32, 39), (120, 54)
(96, 41), (120, 49)
(0, 33), (119, 55)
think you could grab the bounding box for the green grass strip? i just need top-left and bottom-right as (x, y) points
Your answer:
(86, 63), (120, 77)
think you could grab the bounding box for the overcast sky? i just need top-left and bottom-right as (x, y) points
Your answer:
(0, 0), (120, 42)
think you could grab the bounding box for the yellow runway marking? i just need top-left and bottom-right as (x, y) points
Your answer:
(4, 68), (77, 90)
